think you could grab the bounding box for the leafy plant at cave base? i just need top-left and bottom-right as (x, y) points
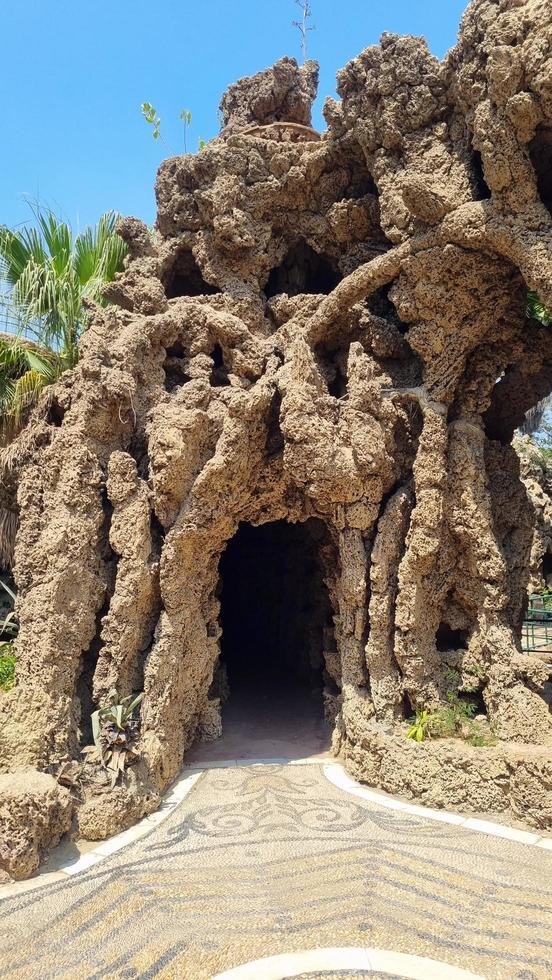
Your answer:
(0, 577), (17, 690)
(0, 206), (127, 440)
(0, 647), (16, 692)
(0, 577), (17, 640)
(407, 709), (431, 742)
(84, 688), (144, 787)
(527, 291), (552, 327)
(435, 690), (478, 737)
(407, 690), (495, 746)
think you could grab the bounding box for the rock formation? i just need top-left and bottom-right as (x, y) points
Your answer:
(2, 0), (552, 876)
(515, 436), (552, 594)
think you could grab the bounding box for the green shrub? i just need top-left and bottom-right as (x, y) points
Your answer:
(527, 291), (552, 327)
(0, 646), (16, 691)
(406, 689), (495, 746)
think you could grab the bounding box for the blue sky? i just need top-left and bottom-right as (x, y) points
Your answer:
(2, 0), (466, 232)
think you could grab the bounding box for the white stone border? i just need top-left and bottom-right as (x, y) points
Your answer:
(0, 757), (327, 900)
(211, 945), (486, 979)
(323, 762), (552, 849)
(3, 753), (551, 902)
(0, 770), (203, 901)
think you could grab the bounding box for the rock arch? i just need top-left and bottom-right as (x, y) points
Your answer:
(2, 0), (552, 873)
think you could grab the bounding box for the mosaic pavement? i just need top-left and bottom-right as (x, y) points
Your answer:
(0, 763), (551, 979)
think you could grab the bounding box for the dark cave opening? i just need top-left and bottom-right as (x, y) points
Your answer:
(163, 341), (191, 391)
(218, 520), (334, 723)
(209, 343), (231, 386)
(436, 622), (468, 652)
(46, 397), (65, 427)
(529, 126), (552, 214)
(470, 149), (492, 201)
(366, 283), (409, 335)
(164, 250), (221, 298)
(315, 343), (348, 399)
(265, 241), (341, 299)
(543, 550), (552, 587)
(343, 161), (379, 200)
(264, 390), (285, 458)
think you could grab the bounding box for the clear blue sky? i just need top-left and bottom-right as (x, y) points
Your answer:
(2, 0), (467, 231)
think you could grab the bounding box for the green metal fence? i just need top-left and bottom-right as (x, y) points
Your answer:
(522, 595), (552, 654)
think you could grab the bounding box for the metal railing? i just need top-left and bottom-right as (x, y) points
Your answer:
(522, 594), (552, 654)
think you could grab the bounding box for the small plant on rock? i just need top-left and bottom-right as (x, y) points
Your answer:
(179, 108), (192, 152)
(406, 690), (495, 746)
(140, 102), (162, 141)
(407, 709), (431, 742)
(84, 688), (144, 787)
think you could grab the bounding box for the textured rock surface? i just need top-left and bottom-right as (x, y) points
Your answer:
(0, 771), (72, 879)
(1, 0), (552, 860)
(515, 436), (552, 594)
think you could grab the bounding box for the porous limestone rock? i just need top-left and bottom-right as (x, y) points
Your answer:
(1, 0), (552, 869)
(76, 770), (159, 841)
(0, 771), (72, 880)
(515, 436), (552, 594)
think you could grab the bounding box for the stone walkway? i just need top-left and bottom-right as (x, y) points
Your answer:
(1, 762), (551, 979)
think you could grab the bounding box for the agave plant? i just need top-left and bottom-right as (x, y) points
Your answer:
(0, 577), (17, 643)
(0, 578), (18, 692)
(85, 688), (144, 787)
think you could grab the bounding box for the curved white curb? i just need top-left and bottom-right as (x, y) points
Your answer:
(0, 770), (203, 901)
(3, 754), (551, 902)
(211, 945), (485, 979)
(323, 762), (552, 849)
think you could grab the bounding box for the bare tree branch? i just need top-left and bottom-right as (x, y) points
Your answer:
(292, 0), (315, 62)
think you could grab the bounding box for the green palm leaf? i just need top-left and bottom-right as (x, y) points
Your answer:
(0, 204), (127, 442)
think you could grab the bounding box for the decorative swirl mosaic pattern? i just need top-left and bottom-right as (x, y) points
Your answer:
(0, 764), (551, 979)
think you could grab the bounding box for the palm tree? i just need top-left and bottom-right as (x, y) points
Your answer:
(0, 206), (127, 569)
(0, 206), (127, 439)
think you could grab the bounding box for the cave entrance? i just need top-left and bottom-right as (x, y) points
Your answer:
(214, 519), (335, 757)
(265, 241), (341, 298)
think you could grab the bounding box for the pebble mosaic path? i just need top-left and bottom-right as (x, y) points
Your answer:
(1, 762), (551, 979)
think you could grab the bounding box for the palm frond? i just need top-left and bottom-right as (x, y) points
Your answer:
(0, 205), (128, 486)
(10, 369), (47, 426)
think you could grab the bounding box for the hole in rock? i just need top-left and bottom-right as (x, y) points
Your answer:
(265, 241), (341, 299)
(402, 691), (415, 722)
(543, 550), (552, 587)
(315, 344), (348, 398)
(529, 126), (552, 214)
(209, 343), (230, 387)
(265, 390), (285, 458)
(46, 397), (65, 427)
(163, 341), (191, 391)
(164, 250), (220, 298)
(150, 511), (165, 553)
(366, 284), (409, 335)
(215, 519), (336, 755)
(343, 161), (378, 200)
(436, 622), (468, 652)
(470, 149), (491, 201)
